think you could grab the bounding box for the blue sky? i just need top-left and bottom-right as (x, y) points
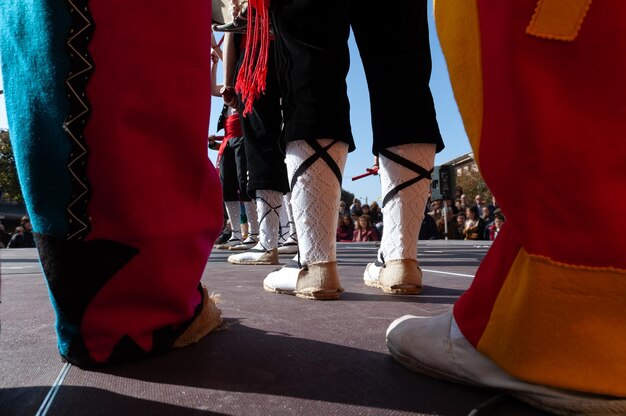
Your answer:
(0, 1), (471, 204)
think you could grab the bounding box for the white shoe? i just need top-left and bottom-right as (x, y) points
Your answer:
(215, 237), (242, 250)
(228, 235), (258, 251)
(363, 261), (383, 287)
(277, 237), (298, 254)
(227, 247), (279, 265)
(263, 259), (300, 294)
(363, 259), (421, 294)
(386, 312), (626, 415)
(263, 259), (342, 300)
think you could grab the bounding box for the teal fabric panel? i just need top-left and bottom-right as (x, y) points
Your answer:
(0, 1), (73, 237)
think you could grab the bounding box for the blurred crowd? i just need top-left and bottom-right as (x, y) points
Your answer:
(337, 187), (506, 243)
(0, 215), (36, 249)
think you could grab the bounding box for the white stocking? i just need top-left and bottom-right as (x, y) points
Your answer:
(224, 201), (242, 240)
(254, 190), (282, 250)
(284, 192), (297, 241)
(379, 143), (435, 262)
(244, 200), (259, 237)
(278, 198), (289, 243)
(287, 139), (348, 265)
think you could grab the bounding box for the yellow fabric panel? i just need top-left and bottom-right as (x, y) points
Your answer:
(433, 0), (484, 166)
(478, 249), (626, 397)
(526, 0), (592, 41)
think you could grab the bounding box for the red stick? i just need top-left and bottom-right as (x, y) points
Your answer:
(352, 166), (379, 181)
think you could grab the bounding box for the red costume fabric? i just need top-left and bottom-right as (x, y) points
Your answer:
(1, 0), (223, 366)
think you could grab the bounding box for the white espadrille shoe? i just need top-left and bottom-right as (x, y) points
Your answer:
(227, 246), (279, 265)
(386, 312), (626, 416)
(228, 234), (258, 251)
(215, 237), (243, 250)
(277, 236), (299, 254)
(363, 258), (422, 294)
(263, 259), (342, 300)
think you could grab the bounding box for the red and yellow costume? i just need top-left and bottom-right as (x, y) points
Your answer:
(436, 0), (626, 396)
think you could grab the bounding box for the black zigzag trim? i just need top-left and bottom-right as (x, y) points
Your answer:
(63, 0), (95, 240)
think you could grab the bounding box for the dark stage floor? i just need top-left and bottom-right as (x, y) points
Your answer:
(0, 242), (549, 415)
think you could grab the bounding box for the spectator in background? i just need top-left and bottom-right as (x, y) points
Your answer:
(454, 198), (465, 214)
(369, 201), (384, 238)
(0, 222), (11, 248)
(8, 226), (24, 248)
(338, 200), (349, 218)
(474, 194), (486, 213)
(419, 210), (441, 240)
(455, 186), (464, 200)
(481, 205), (494, 226)
(350, 198), (363, 217)
(481, 206), (495, 240)
(455, 213), (466, 238)
(361, 203), (372, 218)
(336, 215), (355, 242)
(488, 214), (505, 241)
(490, 195), (499, 214)
(428, 199), (443, 222)
(437, 208), (462, 240)
(463, 206), (485, 240)
(460, 194), (470, 209)
(353, 214), (379, 242)
(7, 216), (36, 248)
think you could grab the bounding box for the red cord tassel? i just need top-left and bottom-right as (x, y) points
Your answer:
(236, 0), (270, 115)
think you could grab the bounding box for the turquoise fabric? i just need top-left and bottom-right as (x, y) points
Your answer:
(0, 1), (73, 237)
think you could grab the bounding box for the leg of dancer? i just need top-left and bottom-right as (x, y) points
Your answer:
(0, 0), (223, 366)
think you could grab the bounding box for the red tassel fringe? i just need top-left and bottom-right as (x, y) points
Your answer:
(236, 0), (270, 115)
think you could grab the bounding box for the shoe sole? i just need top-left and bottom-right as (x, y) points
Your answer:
(263, 285), (341, 300)
(363, 277), (421, 295)
(228, 245), (256, 251)
(295, 290), (342, 300)
(388, 343), (626, 415)
(263, 285), (294, 295)
(228, 258), (279, 265)
(387, 342), (477, 387)
(277, 247), (299, 254)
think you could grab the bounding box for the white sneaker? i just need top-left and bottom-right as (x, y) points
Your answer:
(277, 237), (298, 254)
(227, 246), (279, 265)
(386, 312), (626, 415)
(228, 235), (258, 251)
(363, 259), (421, 294)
